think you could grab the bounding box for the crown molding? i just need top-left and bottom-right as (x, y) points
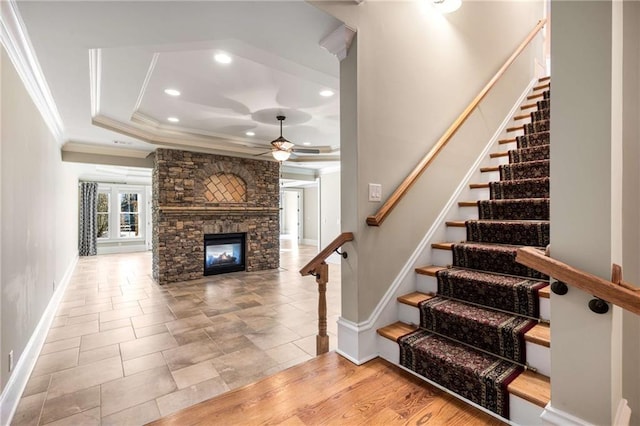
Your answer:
(62, 141), (152, 159)
(0, 0), (64, 145)
(320, 24), (356, 61)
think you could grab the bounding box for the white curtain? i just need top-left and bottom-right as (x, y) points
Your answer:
(79, 182), (98, 256)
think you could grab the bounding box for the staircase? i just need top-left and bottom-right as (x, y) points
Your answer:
(377, 77), (552, 424)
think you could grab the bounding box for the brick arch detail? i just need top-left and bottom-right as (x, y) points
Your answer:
(196, 162), (257, 204)
(202, 173), (247, 203)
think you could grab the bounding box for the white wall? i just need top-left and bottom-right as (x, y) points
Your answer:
(302, 185), (318, 245)
(549, 1), (622, 424)
(319, 171), (340, 263)
(622, 2), (640, 424)
(1, 47), (79, 392)
(313, 0), (544, 322)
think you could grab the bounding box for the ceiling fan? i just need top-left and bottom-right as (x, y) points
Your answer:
(258, 115), (321, 161)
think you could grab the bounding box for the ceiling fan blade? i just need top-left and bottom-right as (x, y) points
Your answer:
(291, 147), (321, 154)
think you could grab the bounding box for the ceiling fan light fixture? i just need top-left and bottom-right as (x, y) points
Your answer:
(245, 131), (255, 136)
(432, 0), (461, 13)
(319, 89), (334, 97)
(167, 117), (180, 123)
(270, 115), (294, 162)
(272, 149), (291, 162)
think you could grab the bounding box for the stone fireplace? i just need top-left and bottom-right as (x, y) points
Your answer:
(152, 148), (280, 285)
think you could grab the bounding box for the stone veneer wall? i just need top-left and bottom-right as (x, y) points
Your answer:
(152, 149), (280, 284)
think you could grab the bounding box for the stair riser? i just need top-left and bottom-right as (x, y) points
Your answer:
(526, 341), (551, 377)
(430, 248), (453, 267)
(510, 395), (545, 426)
(377, 336), (546, 426)
(416, 274), (550, 322)
(445, 226), (466, 243)
(455, 206), (479, 221)
(482, 170), (500, 182)
(468, 188), (490, 200)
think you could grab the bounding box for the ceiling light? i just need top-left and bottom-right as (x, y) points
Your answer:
(432, 0), (462, 13)
(245, 131), (255, 136)
(303, 142), (311, 146)
(164, 88), (181, 96)
(167, 117), (180, 123)
(319, 90), (334, 97)
(214, 53), (232, 64)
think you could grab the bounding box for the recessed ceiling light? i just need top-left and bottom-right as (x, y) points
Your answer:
(303, 142), (311, 146)
(164, 88), (181, 96)
(214, 53), (232, 64)
(167, 117), (180, 123)
(319, 90), (334, 97)
(245, 131), (255, 136)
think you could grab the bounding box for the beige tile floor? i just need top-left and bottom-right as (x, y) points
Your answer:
(12, 239), (340, 425)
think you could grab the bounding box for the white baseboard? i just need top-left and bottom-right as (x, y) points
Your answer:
(614, 399), (631, 426)
(0, 253), (78, 425)
(97, 244), (147, 255)
(541, 403), (597, 426)
(336, 78), (538, 364)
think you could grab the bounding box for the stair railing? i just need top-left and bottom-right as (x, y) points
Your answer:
(300, 232), (354, 355)
(366, 19), (547, 227)
(516, 246), (640, 315)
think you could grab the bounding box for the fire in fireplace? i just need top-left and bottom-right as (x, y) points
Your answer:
(203, 233), (246, 275)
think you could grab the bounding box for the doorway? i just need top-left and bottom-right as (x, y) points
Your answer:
(280, 188), (303, 243)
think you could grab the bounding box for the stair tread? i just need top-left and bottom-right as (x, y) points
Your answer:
(520, 103), (537, 110)
(431, 242), (454, 250)
(533, 83), (550, 91)
(524, 323), (550, 348)
(415, 265), (447, 276)
(539, 285), (550, 298)
(377, 321), (416, 341)
(499, 137), (517, 144)
(527, 92), (544, 100)
(470, 183), (490, 189)
(398, 291), (434, 307)
(538, 76), (551, 82)
(445, 221), (466, 227)
(507, 370), (551, 408)
(507, 125), (524, 133)
(458, 201), (478, 207)
(480, 166), (499, 172)
(490, 151), (509, 158)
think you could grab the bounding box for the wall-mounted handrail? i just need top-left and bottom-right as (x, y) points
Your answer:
(299, 232), (354, 355)
(366, 19), (547, 227)
(516, 246), (640, 316)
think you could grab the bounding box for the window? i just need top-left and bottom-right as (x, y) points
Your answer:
(96, 184), (147, 242)
(97, 192), (110, 239)
(119, 193), (140, 238)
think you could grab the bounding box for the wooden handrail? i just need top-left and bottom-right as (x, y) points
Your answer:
(299, 232), (354, 276)
(366, 19), (547, 227)
(516, 247), (640, 316)
(299, 232), (354, 356)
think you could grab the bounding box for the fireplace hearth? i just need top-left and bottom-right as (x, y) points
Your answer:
(204, 233), (246, 275)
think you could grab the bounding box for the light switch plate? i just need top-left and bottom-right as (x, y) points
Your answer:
(369, 183), (382, 202)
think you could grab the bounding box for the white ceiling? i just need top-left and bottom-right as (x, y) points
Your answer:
(15, 1), (344, 174)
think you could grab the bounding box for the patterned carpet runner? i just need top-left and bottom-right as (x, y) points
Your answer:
(399, 87), (551, 419)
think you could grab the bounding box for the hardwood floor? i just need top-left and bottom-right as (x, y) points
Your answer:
(150, 352), (505, 426)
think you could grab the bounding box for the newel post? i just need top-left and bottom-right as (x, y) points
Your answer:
(315, 261), (329, 355)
